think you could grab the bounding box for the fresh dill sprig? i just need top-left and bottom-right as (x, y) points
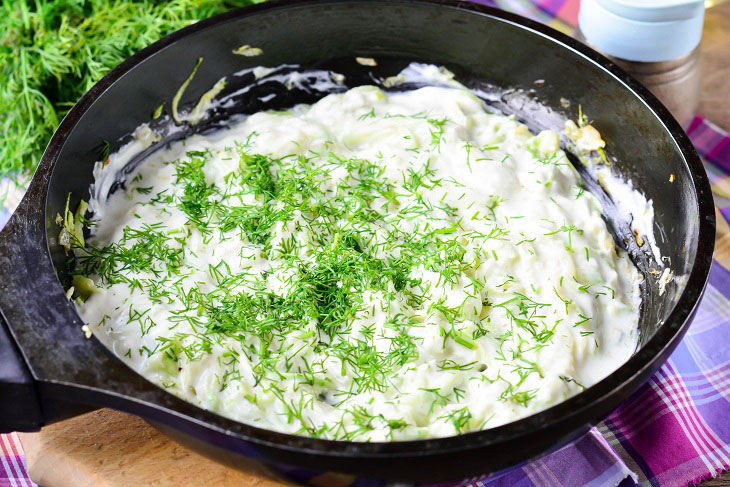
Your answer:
(0, 0), (263, 179)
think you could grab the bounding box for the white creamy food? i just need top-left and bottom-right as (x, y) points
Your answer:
(75, 83), (642, 441)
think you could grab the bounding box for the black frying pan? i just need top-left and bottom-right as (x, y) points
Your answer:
(0, 0), (715, 483)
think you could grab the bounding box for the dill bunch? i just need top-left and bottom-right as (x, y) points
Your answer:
(0, 0), (263, 179)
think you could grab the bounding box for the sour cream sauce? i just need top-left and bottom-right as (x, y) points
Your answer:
(77, 84), (641, 441)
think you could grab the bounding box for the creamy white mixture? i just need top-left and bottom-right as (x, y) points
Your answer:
(75, 83), (642, 441)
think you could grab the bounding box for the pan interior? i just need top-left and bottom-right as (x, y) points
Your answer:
(44, 0), (698, 423)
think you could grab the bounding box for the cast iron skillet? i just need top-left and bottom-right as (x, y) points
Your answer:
(0, 0), (716, 483)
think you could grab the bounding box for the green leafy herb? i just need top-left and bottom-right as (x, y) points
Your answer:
(0, 0), (264, 179)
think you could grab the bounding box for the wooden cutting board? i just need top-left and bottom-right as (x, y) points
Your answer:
(17, 409), (296, 487)
(17, 409), (359, 487)
(16, 4), (730, 487)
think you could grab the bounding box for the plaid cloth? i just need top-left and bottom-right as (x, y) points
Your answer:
(1, 1), (728, 486)
(0, 434), (32, 487)
(488, 0), (577, 33)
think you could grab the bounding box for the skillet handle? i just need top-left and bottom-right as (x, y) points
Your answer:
(0, 310), (43, 432)
(0, 194), (100, 433)
(0, 185), (100, 432)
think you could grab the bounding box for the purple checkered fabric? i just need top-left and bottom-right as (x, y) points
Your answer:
(0, 434), (33, 487)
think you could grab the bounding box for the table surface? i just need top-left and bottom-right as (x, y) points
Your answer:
(697, 1), (730, 133)
(666, 4), (730, 485)
(15, 3), (730, 487)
